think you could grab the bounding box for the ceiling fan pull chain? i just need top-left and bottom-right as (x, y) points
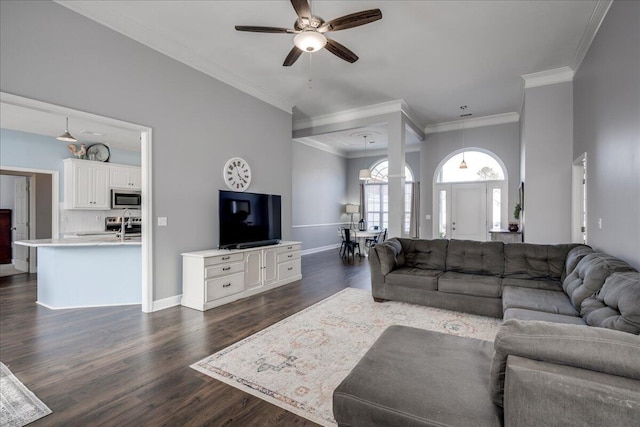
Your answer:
(308, 52), (313, 89)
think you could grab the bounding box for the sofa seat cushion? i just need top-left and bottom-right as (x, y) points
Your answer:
(502, 277), (563, 292)
(504, 243), (583, 280)
(502, 286), (578, 316)
(385, 267), (442, 291)
(503, 308), (586, 325)
(333, 325), (501, 427)
(580, 272), (640, 334)
(446, 240), (504, 277)
(438, 272), (502, 298)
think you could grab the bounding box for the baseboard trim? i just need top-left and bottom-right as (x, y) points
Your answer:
(36, 301), (141, 310)
(301, 243), (341, 256)
(152, 294), (182, 312)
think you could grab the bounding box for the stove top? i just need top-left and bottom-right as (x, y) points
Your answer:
(105, 216), (142, 232)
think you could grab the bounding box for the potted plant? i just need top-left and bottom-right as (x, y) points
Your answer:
(509, 203), (521, 232)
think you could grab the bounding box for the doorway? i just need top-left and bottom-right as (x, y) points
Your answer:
(571, 153), (587, 244)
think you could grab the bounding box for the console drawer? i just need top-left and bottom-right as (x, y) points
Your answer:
(278, 259), (301, 280)
(204, 253), (243, 267)
(277, 244), (300, 254)
(206, 272), (244, 301)
(205, 262), (244, 279)
(277, 251), (300, 263)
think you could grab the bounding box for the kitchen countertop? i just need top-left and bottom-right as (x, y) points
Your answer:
(15, 236), (142, 247)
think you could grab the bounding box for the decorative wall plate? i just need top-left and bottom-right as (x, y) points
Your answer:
(87, 143), (110, 162)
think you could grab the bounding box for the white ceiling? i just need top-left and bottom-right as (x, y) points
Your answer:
(0, 103), (141, 151)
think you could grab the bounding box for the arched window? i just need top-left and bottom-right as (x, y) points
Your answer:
(365, 160), (415, 235)
(437, 150), (505, 183)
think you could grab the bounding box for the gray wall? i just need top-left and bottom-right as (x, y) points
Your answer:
(292, 143), (347, 252)
(0, 1), (292, 301)
(573, 1), (640, 269)
(521, 81), (573, 244)
(420, 122), (520, 238)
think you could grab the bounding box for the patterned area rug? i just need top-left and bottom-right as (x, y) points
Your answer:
(192, 288), (502, 426)
(0, 362), (52, 427)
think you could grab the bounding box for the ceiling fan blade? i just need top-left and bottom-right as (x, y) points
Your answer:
(235, 26), (295, 34)
(283, 47), (303, 67)
(325, 38), (359, 63)
(291, 0), (312, 20)
(319, 9), (382, 32)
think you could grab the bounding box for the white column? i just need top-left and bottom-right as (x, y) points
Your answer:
(387, 113), (406, 238)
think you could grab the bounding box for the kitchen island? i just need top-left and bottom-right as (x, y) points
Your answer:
(16, 236), (141, 309)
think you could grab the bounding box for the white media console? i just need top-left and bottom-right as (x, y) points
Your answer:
(181, 241), (302, 311)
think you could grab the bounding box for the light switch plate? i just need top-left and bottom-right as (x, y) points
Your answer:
(158, 217), (168, 226)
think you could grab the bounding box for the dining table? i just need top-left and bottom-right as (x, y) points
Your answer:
(338, 229), (382, 257)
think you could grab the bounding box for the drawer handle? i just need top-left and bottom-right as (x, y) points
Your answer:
(222, 266), (231, 271)
(287, 246), (293, 249)
(221, 256), (230, 260)
(222, 283), (231, 288)
(287, 255), (293, 258)
(287, 267), (293, 271)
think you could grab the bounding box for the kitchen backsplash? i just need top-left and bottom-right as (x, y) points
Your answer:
(59, 203), (141, 235)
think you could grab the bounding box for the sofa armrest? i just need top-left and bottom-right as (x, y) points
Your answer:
(490, 319), (640, 407)
(504, 356), (640, 427)
(368, 246), (386, 300)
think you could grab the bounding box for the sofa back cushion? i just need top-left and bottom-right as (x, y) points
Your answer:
(581, 272), (640, 334)
(562, 253), (636, 309)
(375, 238), (406, 276)
(446, 240), (504, 277)
(503, 243), (585, 280)
(563, 245), (595, 281)
(399, 238), (449, 270)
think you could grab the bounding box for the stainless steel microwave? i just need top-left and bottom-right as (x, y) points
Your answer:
(111, 189), (142, 209)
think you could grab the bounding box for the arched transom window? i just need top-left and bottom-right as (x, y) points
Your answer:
(437, 150), (505, 183)
(370, 161), (414, 183)
(365, 160), (415, 234)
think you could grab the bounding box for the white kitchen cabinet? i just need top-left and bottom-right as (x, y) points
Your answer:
(110, 165), (141, 190)
(181, 242), (302, 311)
(64, 159), (110, 209)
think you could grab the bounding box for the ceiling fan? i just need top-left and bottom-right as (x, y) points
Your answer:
(235, 0), (382, 66)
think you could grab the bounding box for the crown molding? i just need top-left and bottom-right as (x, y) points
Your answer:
(571, 0), (613, 72)
(293, 138), (347, 158)
(55, 1), (293, 114)
(347, 145), (421, 159)
(293, 99), (424, 131)
(424, 112), (520, 135)
(521, 67), (574, 89)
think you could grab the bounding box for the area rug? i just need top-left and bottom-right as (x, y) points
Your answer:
(0, 362), (52, 427)
(192, 288), (502, 426)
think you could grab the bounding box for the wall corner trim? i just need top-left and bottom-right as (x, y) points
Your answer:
(521, 67), (574, 89)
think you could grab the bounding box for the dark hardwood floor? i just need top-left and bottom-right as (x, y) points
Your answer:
(0, 250), (371, 426)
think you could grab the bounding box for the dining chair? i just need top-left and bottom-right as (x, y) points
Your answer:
(342, 228), (361, 262)
(365, 228), (387, 249)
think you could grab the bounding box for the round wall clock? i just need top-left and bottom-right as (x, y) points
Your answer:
(86, 143), (110, 162)
(223, 157), (252, 192)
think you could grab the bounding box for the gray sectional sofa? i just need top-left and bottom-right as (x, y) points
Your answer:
(333, 238), (640, 427)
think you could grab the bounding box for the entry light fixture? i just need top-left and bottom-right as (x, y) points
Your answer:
(56, 117), (77, 142)
(459, 106), (471, 169)
(294, 31), (327, 53)
(359, 135), (372, 180)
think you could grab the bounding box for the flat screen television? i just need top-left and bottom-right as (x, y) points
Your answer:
(219, 190), (282, 249)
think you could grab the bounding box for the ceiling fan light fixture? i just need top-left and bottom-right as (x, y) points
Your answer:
(56, 117), (77, 142)
(294, 31), (327, 52)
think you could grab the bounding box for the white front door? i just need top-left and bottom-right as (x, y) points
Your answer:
(451, 183), (487, 241)
(13, 177), (29, 272)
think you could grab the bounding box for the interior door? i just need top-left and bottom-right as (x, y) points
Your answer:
(451, 183), (487, 241)
(13, 177), (29, 272)
(0, 209), (11, 264)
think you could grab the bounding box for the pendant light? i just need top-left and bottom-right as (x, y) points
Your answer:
(459, 106), (469, 169)
(56, 117), (77, 142)
(359, 135), (372, 180)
